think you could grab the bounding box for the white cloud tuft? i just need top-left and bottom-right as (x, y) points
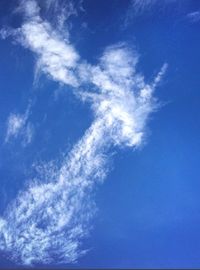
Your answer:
(5, 108), (33, 146)
(5, 113), (26, 141)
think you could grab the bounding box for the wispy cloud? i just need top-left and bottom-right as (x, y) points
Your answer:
(123, 0), (177, 28)
(5, 113), (26, 141)
(19, 0), (80, 87)
(130, 0), (176, 14)
(5, 108), (33, 146)
(187, 11), (200, 23)
(43, 0), (78, 28)
(0, 0), (167, 266)
(131, 0), (158, 14)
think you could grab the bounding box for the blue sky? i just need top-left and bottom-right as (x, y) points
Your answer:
(0, 0), (200, 268)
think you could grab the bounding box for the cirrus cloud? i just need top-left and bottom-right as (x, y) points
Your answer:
(0, 0), (167, 265)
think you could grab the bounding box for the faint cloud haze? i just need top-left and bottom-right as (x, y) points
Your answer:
(187, 11), (200, 23)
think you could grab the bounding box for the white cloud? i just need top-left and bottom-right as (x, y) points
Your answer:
(44, 0), (78, 29)
(5, 113), (26, 141)
(20, 0), (41, 18)
(0, 28), (15, 40)
(17, 0), (80, 87)
(0, 119), (107, 265)
(152, 63), (168, 87)
(23, 123), (34, 146)
(5, 108), (33, 146)
(0, 0), (167, 266)
(82, 45), (167, 147)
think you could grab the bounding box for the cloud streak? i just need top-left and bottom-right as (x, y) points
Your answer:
(0, 0), (167, 266)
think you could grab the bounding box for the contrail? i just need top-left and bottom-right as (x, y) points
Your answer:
(0, 0), (167, 265)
